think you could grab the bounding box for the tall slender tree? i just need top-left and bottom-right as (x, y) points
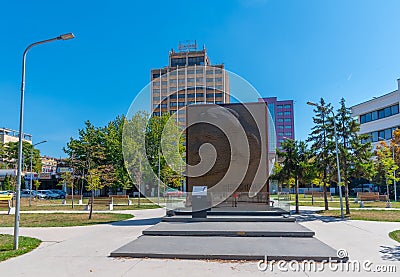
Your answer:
(308, 98), (333, 210)
(335, 98), (371, 214)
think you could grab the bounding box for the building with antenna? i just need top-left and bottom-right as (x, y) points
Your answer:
(151, 41), (230, 124)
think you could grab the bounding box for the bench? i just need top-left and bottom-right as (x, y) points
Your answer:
(0, 195), (15, 215)
(379, 194), (389, 201)
(357, 192), (379, 201)
(109, 195), (131, 205)
(304, 191), (331, 198)
(63, 195), (83, 205)
(86, 198), (113, 210)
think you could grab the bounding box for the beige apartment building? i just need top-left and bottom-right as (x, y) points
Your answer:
(150, 44), (230, 124)
(0, 127), (32, 144)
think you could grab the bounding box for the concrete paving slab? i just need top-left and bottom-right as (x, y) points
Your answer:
(162, 215), (296, 222)
(110, 236), (342, 262)
(143, 221), (314, 237)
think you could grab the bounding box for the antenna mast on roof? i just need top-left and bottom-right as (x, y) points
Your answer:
(178, 40), (197, 52)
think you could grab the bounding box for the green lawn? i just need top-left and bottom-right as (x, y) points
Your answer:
(0, 198), (161, 212)
(0, 234), (41, 262)
(389, 230), (400, 243)
(318, 210), (400, 222)
(0, 213), (133, 227)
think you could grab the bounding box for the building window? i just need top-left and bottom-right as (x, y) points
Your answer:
(284, 111), (291, 115)
(277, 118), (284, 122)
(277, 105), (283, 109)
(277, 125), (284, 129)
(284, 118), (291, 122)
(285, 132), (292, 136)
(284, 125), (292, 129)
(277, 112), (283, 116)
(284, 104), (291, 109)
(171, 58), (186, 67)
(360, 104), (399, 124)
(278, 132), (284, 136)
(371, 111), (378, 121)
(392, 105), (399, 115)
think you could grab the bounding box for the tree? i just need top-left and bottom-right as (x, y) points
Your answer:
(61, 171), (75, 208)
(374, 141), (399, 198)
(335, 98), (372, 214)
(33, 180), (40, 191)
(4, 141), (42, 172)
(308, 98), (333, 210)
(86, 168), (103, 219)
(0, 143), (6, 169)
(123, 111), (150, 207)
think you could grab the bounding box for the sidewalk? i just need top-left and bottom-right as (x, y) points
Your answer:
(0, 207), (399, 276)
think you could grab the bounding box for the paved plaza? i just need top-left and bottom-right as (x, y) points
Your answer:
(0, 208), (399, 276)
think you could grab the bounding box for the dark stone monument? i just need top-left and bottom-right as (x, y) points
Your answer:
(186, 102), (274, 209)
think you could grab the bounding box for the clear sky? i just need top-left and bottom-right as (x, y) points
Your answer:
(1, 0), (400, 157)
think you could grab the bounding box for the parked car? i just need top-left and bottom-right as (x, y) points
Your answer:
(50, 189), (66, 199)
(37, 190), (60, 199)
(0, 190), (13, 197)
(163, 188), (184, 197)
(351, 184), (379, 193)
(20, 190), (36, 198)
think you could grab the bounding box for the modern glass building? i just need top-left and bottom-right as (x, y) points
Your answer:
(351, 78), (400, 145)
(258, 97), (295, 149)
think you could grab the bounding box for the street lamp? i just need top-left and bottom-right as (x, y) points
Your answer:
(14, 33), (74, 250)
(158, 148), (161, 206)
(307, 101), (344, 219)
(29, 140), (47, 207)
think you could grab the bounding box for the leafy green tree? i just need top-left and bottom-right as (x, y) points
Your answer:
(374, 141), (399, 198)
(0, 143), (6, 169)
(123, 111), (151, 207)
(2, 175), (11, 190)
(61, 171), (75, 208)
(86, 168), (103, 219)
(5, 141), (42, 172)
(33, 180), (40, 191)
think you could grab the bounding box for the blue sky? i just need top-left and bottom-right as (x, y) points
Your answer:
(1, 0), (400, 157)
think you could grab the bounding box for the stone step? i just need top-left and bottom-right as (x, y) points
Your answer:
(173, 209), (289, 217)
(143, 221), (314, 237)
(110, 235), (344, 262)
(162, 215), (296, 223)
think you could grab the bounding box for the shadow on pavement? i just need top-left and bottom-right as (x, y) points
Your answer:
(380, 245), (400, 261)
(294, 210), (344, 223)
(110, 217), (161, 226)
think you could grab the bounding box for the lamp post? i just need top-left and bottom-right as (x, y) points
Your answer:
(158, 148), (161, 206)
(307, 101), (344, 219)
(14, 33), (74, 250)
(29, 140), (47, 207)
